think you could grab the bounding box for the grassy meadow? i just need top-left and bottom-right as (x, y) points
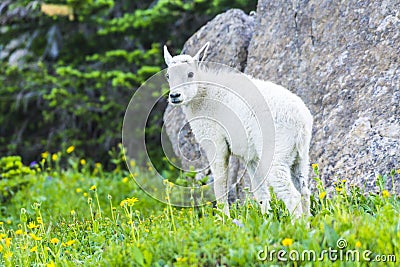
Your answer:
(0, 148), (399, 266)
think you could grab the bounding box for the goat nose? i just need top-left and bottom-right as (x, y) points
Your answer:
(170, 93), (181, 98)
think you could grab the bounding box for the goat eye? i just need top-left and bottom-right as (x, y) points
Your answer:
(188, 72), (194, 78)
(165, 73), (169, 79)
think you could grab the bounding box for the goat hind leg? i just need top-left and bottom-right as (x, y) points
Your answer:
(269, 164), (303, 218)
(298, 155), (311, 216)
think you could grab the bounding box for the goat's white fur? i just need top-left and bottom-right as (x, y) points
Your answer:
(164, 43), (313, 217)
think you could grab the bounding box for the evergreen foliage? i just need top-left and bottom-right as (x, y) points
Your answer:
(0, 0), (257, 165)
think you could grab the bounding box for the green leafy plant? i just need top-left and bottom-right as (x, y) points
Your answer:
(0, 156), (36, 203)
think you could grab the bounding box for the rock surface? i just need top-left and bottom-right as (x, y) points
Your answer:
(164, 1), (400, 197)
(246, 0), (400, 193)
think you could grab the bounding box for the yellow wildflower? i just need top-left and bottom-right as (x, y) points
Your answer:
(319, 191), (327, 199)
(342, 179), (347, 183)
(30, 233), (42, 241)
(95, 162), (102, 168)
(397, 169), (400, 174)
(126, 197), (139, 206)
(50, 238), (59, 244)
(355, 241), (362, 248)
(37, 217), (43, 224)
(80, 159), (86, 165)
(90, 185), (96, 191)
(311, 163), (318, 169)
(15, 229), (23, 235)
(30, 246), (38, 252)
(335, 187), (343, 192)
(66, 146), (75, 154)
(122, 177), (129, 183)
(47, 262), (56, 267)
(52, 154), (58, 161)
(382, 190), (390, 198)
(6, 220), (11, 225)
(41, 151), (49, 159)
(65, 240), (76, 246)
(70, 210), (76, 216)
(120, 197), (138, 207)
(282, 238), (294, 246)
(0, 244), (2, 252)
(28, 221), (38, 229)
(76, 188), (82, 193)
(3, 251), (13, 260)
(5, 238), (11, 247)
(0, 233), (6, 239)
(83, 192), (88, 197)
(130, 160), (136, 167)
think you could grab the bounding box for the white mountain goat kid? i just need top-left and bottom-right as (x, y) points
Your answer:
(164, 43), (313, 218)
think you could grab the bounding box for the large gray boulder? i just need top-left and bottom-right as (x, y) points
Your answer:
(246, 0), (400, 193)
(164, 0), (400, 197)
(163, 9), (255, 202)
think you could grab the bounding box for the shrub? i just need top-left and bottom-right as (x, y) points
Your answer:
(0, 156), (36, 203)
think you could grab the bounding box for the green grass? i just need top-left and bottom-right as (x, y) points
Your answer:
(0, 153), (399, 266)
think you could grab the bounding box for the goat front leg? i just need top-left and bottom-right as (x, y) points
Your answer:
(202, 140), (230, 216)
(212, 158), (230, 216)
(247, 160), (271, 214)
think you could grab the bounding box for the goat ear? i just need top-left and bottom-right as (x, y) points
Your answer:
(193, 42), (210, 62)
(164, 45), (173, 66)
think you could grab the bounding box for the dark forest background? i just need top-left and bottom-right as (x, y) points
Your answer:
(0, 0), (257, 168)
